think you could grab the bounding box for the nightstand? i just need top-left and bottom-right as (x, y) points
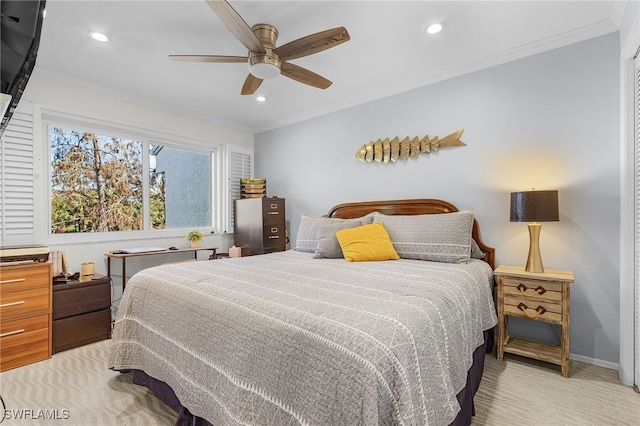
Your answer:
(494, 265), (574, 377)
(52, 276), (112, 353)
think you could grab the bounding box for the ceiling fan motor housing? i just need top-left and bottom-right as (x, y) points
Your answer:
(249, 24), (281, 79)
(171, 1), (349, 94)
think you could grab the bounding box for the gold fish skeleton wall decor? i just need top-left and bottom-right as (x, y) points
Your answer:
(355, 129), (466, 164)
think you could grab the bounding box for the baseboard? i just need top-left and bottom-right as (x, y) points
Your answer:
(570, 353), (619, 371)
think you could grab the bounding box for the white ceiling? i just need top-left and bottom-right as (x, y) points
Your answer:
(34, 1), (623, 134)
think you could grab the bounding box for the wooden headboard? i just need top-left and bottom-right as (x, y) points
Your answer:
(326, 198), (495, 269)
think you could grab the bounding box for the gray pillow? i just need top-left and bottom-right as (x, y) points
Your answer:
(471, 239), (485, 259)
(295, 214), (374, 253)
(373, 209), (474, 263)
(313, 220), (364, 259)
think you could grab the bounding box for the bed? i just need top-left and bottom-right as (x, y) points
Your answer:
(109, 198), (497, 426)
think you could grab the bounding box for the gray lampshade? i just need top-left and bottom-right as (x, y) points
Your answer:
(510, 190), (559, 222)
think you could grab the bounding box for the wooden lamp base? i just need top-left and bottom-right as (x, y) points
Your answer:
(525, 222), (545, 273)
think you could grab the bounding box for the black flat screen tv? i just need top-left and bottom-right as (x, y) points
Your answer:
(1, 0), (46, 135)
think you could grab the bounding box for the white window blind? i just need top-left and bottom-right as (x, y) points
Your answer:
(0, 109), (36, 246)
(226, 146), (253, 233)
(634, 52), (640, 389)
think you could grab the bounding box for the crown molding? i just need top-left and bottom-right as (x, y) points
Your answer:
(257, 19), (619, 134)
(33, 17), (619, 136)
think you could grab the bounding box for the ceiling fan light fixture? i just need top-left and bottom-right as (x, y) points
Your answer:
(249, 62), (280, 79)
(256, 96), (267, 102)
(248, 50), (281, 79)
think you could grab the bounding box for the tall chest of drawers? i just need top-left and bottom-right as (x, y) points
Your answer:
(234, 197), (286, 256)
(0, 262), (53, 371)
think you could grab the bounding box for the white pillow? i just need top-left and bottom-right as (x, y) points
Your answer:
(372, 209), (474, 263)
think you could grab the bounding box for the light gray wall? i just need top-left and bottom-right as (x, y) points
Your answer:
(255, 33), (620, 365)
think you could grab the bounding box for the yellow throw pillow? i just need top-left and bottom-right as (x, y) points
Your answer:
(335, 222), (400, 262)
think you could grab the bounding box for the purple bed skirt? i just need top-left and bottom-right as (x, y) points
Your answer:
(130, 330), (492, 426)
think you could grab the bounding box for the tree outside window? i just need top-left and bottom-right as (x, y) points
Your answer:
(50, 127), (146, 233)
(50, 126), (212, 234)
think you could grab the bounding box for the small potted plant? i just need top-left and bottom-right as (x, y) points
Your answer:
(185, 230), (203, 248)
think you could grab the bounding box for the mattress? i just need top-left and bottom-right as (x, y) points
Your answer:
(109, 250), (497, 426)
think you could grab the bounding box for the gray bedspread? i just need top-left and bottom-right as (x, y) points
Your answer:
(109, 250), (497, 426)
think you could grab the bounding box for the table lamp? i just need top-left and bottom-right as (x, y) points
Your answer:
(510, 189), (559, 273)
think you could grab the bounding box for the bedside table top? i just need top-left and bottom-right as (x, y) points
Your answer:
(494, 265), (574, 283)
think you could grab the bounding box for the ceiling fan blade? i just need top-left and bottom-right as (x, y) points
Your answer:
(169, 55), (248, 63)
(205, 0), (265, 53)
(274, 27), (350, 61)
(281, 61), (332, 90)
(241, 74), (263, 95)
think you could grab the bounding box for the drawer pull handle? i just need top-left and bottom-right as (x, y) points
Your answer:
(0, 329), (25, 338)
(0, 278), (26, 284)
(268, 211), (279, 215)
(271, 227), (278, 233)
(517, 283), (546, 297)
(517, 303), (547, 318)
(268, 236), (280, 239)
(0, 300), (26, 308)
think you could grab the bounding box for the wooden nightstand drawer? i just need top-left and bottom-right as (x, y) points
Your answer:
(53, 309), (111, 353)
(0, 313), (50, 371)
(501, 277), (562, 303)
(53, 278), (111, 320)
(0, 266), (50, 293)
(503, 296), (561, 323)
(0, 286), (50, 318)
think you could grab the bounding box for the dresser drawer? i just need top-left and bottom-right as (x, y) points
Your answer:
(53, 279), (111, 320)
(1, 314), (50, 371)
(0, 265), (50, 293)
(501, 277), (562, 303)
(263, 224), (286, 249)
(0, 286), (50, 318)
(503, 296), (562, 323)
(53, 308), (111, 353)
(263, 198), (285, 225)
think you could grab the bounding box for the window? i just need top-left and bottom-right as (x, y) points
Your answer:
(49, 123), (218, 237)
(0, 107), (251, 246)
(151, 144), (212, 230)
(50, 128), (143, 233)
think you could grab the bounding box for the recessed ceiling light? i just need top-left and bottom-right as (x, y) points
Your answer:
(426, 23), (443, 35)
(256, 96), (267, 102)
(89, 31), (109, 42)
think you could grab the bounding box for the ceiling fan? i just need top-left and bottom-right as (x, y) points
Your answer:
(169, 0), (350, 95)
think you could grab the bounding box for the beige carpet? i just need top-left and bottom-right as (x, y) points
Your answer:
(0, 339), (637, 426)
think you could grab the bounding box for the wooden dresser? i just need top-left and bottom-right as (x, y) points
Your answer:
(53, 276), (112, 353)
(234, 197), (286, 256)
(0, 262), (53, 371)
